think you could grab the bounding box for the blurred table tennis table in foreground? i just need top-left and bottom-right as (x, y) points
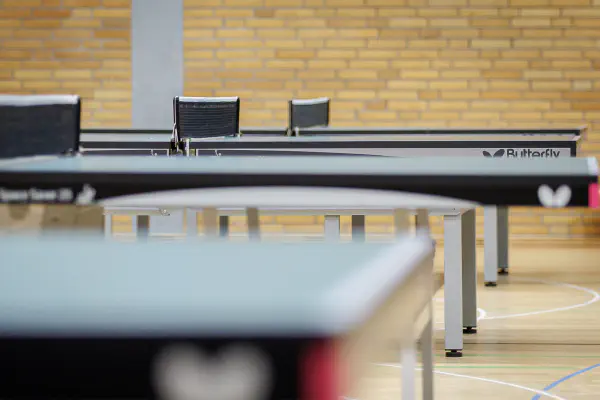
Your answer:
(81, 125), (585, 286)
(0, 235), (436, 400)
(0, 154), (597, 358)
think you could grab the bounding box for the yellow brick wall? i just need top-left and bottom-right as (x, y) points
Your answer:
(0, 0), (131, 127)
(3, 0), (600, 238)
(183, 0), (600, 238)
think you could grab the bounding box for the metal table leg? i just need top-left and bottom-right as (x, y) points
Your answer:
(462, 209), (478, 335)
(104, 213), (112, 238)
(186, 208), (197, 237)
(137, 215), (150, 239)
(401, 333), (417, 400)
(351, 215), (366, 242)
(484, 206), (499, 287)
(324, 215), (341, 241)
(420, 304), (434, 400)
(219, 215), (229, 238)
(247, 207), (260, 241)
(202, 208), (218, 239)
(443, 213), (463, 357)
(498, 206), (509, 275)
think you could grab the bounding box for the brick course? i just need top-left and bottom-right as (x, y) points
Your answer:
(183, 0), (600, 238)
(0, 0), (131, 127)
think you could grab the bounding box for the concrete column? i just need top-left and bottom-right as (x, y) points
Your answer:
(131, 0), (185, 235)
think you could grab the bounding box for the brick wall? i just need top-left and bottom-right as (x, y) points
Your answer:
(3, 0), (599, 238)
(0, 0), (131, 127)
(183, 0), (600, 238)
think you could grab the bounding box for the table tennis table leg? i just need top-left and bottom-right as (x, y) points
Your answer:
(202, 208), (218, 239)
(186, 208), (198, 237)
(484, 206), (499, 287)
(131, 215), (138, 236)
(137, 215), (150, 239)
(498, 206), (509, 275)
(462, 209), (478, 335)
(324, 215), (340, 241)
(219, 215), (230, 238)
(420, 297), (434, 400)
(415, 209), (435, 256)
(351, 215), (366, 242)
(415, 209), (430, 236)
(394, 209), (410, 237)
(400, 332), (417, 400)
(246, 207), (260, 241)
(104, 213), (112, 238)
(443, 213), (463, 357)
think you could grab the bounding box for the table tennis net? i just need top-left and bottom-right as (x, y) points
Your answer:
(0, 95), (81, 159)
(174, 96), (240, 139)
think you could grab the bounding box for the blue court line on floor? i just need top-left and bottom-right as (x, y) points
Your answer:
(531, 363), (600, 400)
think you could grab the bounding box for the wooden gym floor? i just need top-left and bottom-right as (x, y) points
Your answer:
(355, 239), (600, 400)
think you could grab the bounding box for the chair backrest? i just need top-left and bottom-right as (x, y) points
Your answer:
(288, 97), (330, 135)
(0, 94), (81, 159)
(173, 96), (240, 141)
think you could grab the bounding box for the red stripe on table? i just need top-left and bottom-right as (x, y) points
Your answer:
(301, 339), (340, 400)
(590, 183), (599, 208)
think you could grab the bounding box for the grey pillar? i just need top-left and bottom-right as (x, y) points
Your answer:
(132, 0), (185, 235)
(132, 0), (183, 129)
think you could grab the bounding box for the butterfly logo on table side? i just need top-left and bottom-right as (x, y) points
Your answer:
(537, 185), (572, 208)
(153, 343), (272, 400)
(75, 184), (96, 205)
(482, 149), (505, 158)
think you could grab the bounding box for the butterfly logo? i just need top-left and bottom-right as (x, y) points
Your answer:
(75, 184), (96, 205)
(153, 343), (272, 400)
(537, 185), (572, 208)
(483, 149), (505, 158)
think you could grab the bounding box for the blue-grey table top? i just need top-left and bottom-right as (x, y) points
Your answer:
(0, 154), (596, 177)
(0, 235), (432, 337)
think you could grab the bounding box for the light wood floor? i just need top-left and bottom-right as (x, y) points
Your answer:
(355, 240), (600, 400)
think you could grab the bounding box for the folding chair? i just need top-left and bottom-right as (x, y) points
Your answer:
(0, 94), (101, 233)
(0, 94), (81, 159)
(171, 96), (240, 155)
(288, 97), (330, 136)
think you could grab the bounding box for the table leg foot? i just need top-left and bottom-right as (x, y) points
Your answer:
(484, 281), (497, 287)
(463, 327), (477, 334)
(498, 268), (509, 275)
(445, 350), (463, 358)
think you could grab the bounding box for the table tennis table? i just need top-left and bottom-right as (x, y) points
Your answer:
(0, 154), (597, 358)
(79, 126), (584, 156)
(81, 126), (584, 286)
(0, 234), (436, 400)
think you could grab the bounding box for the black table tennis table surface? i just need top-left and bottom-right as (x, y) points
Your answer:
(0, 154), (597, 207)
